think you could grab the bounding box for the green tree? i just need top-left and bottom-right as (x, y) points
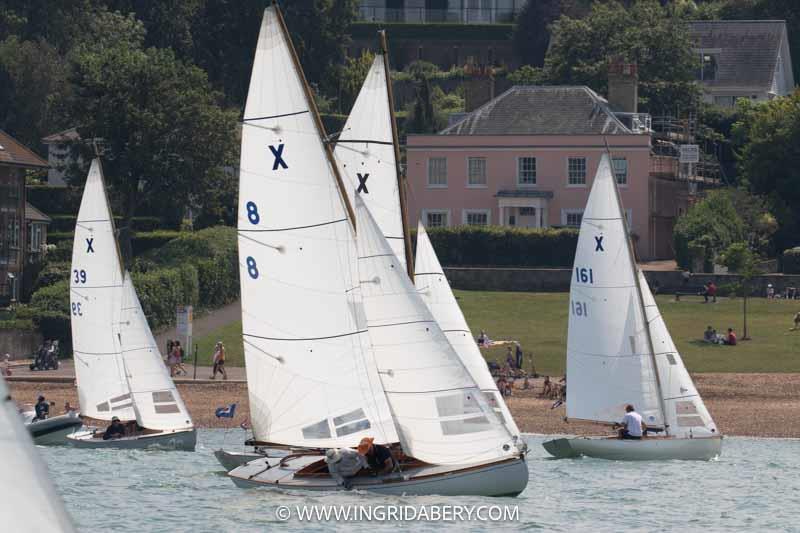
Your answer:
(720, 241), (761, 340)
(513, 0), (563, 67)
(543, 0), (699, 114)
(507, 65), (545, 85)
(65, 16), (239, 263)
(732, 91), (800, 252)
(338, 50), (375, 113)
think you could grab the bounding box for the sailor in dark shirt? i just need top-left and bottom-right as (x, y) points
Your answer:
(103, 416), (126, 440)
(33, 395), (49, 421)
(357, 437), (395, 475)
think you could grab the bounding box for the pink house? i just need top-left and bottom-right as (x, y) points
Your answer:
(406, 85), (674, 260)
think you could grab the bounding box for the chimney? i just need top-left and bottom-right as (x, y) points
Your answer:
(607, 56), (638, 113)
(463, 63), (495, 112)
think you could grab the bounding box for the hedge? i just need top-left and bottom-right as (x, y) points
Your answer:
(47, 230), (182, 255)
(783, 247), (800, 274)
(419, 225), (579, 268)
(49, 215), (162, 233)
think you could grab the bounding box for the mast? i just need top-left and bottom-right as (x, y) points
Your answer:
(379, 30), (414, 280)
(606, 147), (670, 435)
(273, 2), (357, 232)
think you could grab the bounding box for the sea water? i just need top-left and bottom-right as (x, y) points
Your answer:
(40, 431), (800, 532)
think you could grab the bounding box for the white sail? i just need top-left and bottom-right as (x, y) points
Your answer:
(1, 376), (75, 532)
(414, 222), (520, 436)
(71, 159), (135, 422)
(356, 197), (516, 465)
(119, 274), (193, 431)
(565, 155), (663, 427)
(334, 54), (407, 270)
(237, 7), (397, 448)
(638, 270), (718, 437)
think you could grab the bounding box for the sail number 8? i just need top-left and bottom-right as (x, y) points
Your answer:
(246, 256), (259, 279)
(246, 201), (260, 225)
(571, 300), (588, 317)
(575, 267), (593, 284)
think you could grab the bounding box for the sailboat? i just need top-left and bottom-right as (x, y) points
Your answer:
(2, 375), (76, 532)
(542, 155), (722, 460)
(227, 6), (527, 496)
(66, 159), (196, 450)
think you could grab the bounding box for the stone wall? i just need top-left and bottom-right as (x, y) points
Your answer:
(0, 329), (43, 360)
(443, 266), (800, 296)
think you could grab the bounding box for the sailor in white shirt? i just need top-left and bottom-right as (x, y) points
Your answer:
(617, 404), (643, 440)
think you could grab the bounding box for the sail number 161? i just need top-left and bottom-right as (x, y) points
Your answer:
(571, 300), (588, 317)
(575, 267), (594, 284)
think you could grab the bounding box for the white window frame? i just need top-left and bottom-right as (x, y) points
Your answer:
(462, 209), (491, 226)
(422, 209), (451, 228)
(613, 157), (628, 187)
(567, 157), (587, 187)
(516, 156), (537, 187)
(561, 208), (584, 227)
(7, 217), (20, 249)
(427, 157), (448, 188)
(29, 223), (43, 252)
(466, 157), (487, 188)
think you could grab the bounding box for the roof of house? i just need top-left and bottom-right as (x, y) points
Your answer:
(25, 202), (51, 224)
(41, 127), (79, 144)
(440, 86), (633, 136)
(0, 130), (48, 168)
(688, 20), (788, 89)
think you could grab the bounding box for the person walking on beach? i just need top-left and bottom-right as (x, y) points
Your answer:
(173, 341), (187, 376)
(515, 343), (524, 370)
(210, 341), (227, 380)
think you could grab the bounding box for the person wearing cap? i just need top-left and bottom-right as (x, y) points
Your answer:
(32, 395), (50, 421)
(357, 437), (395, 475)
(102, 416), (126, 440)
(324, 448), (366, 489)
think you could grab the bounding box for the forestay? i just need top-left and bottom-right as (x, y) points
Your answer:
(414, 222), (520, 437)
(71, 159), (135, 422)
(333, 54), (407, 270)
(638, 270), (718, 437)
(119, 274), (193, 431)
(237, 7), (397, 448)
(565, 155), (663, 427)
(1, 376), (76, 533)
(356, 197), (516, 465)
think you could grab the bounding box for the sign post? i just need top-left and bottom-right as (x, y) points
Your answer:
(176, 305), (193, 376)
(679, 144), (700, 181)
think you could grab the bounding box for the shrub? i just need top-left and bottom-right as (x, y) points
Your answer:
(132, 266), (199, 330)
(32, 261), (70, 291)
(418, 226), (578, 267)
(783, 247), (800, 274)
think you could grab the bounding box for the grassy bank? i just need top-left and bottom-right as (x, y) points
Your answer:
(196, 291), (800, 374)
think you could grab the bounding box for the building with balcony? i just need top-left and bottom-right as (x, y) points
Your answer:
(688, 20), (795, 107)
(405, 62), (706, 261)
(0, 130), (49, 303)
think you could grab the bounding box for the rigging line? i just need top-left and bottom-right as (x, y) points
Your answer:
(76, 218), (111, 224)
(242, 110), (309, 122)
(358, 253), (395, 260)
(414, 272), (443, 276)
(334, 138), (393, 146)
(243, 339), (285, 364)
(238, 218), (348, 233)
(73, 349), (121, 356)
(662, 393), (699, 402)
(384, 236), (405, 240)
(383, 386), (477, 395)
(441, 329), (471, 334)
(243, 329), (367, 342)
(368, 319), (435, 329)
(583, 216), (624, 221)
(237, 232), (285, 252)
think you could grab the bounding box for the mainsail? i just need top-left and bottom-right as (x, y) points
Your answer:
(356, 196), (516, 465)
(333, 44), (410, 274)
(71, 159), (135, 421)
(237, 6), (397, 448)
(119, 274), (193, 431)
(414, 222), (520, 436)
(565, 155), (663, 427)
(2, 376), (75, 532)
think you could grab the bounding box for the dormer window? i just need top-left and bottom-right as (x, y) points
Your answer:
(698, 52), (718, 81)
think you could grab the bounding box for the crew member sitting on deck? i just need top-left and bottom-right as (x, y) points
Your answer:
(33, 395), (49, 421)
(357, 437), (395, 475)
(325, 448), (366, 489)
(616, 404), (643, 440)
(103, 416), (126, 440)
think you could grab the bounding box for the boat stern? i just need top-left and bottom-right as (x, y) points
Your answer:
(542, 438), (583, 459)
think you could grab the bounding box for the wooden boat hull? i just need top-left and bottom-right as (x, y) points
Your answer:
(228, 454), (528, 496)
(542, 436), (722, 461)
(214, 449), (270, 471)
(25, 413), (83, 446)
(66, 427), (196, 451)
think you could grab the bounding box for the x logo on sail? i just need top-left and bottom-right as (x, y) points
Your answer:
(595, 236), (604, 252)
(86, 238), (95, 253)
(357, 173), (369, 194)
(269, 144), (288, 170)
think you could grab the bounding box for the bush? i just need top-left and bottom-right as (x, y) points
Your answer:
(418, 226), (578, 267)
(47, 230), (183, 253)
(32, 261), (70, 291)
(783, 247), (800, 274)
(132, 266), (199, 330)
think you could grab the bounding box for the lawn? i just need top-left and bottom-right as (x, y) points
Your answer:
(196, 291), (800, 374)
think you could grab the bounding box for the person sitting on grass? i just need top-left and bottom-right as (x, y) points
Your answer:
(724, 328), (737, 346)
(791, 312), (800, 331)
(703, 326), (716, 343)
(477, 330), (491, 347)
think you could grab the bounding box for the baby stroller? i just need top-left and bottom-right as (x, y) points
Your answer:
(30, 340), (59, 371)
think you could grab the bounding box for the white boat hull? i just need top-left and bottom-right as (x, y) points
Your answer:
(542, 436), (722, 461)
(229, 454), (528, 496)
(66, 427), (196, 451)
(214, 449), (272, 471)
(25, 413), (83, 445)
